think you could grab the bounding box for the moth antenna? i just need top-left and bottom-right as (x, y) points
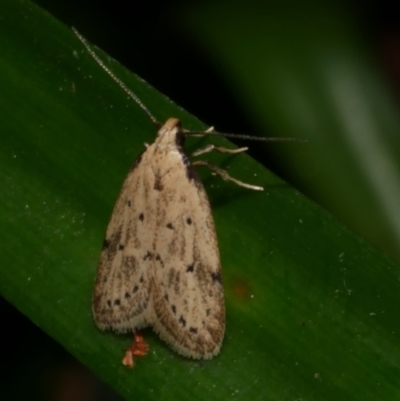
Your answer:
(72, 28), (306, 144)
(186, 130), (308, 143)
(72, 27), (158, 125)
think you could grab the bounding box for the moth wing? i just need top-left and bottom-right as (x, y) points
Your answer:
(151, 157), (225, 359)
(93, 154), (157, 333)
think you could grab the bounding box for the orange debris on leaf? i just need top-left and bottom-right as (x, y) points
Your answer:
(121, 333), (149, 368)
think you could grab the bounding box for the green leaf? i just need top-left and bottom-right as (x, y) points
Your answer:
(1, 1), (400, 400)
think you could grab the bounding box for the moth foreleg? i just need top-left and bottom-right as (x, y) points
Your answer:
(192, 144), (248, 157)
(192, 160), (264, 191)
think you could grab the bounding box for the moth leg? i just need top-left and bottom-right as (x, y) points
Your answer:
(192, 160), (264, 191)
(192, 144), (248, 157)
(184, 126), (215, 138)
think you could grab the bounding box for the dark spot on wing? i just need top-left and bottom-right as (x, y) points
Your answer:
(114, 299), (121, 306)
(155, 253), (164, 267)
(132, 285), (139, 293)
(164, 293), (169, 302)
(139, 275), (144, 283)
(139, 212), (144, 221)
(186, 263), (194, 272)
(154, 176), (163, 191)
(186, 217), (192, 225)
(102, 227), (122, 260)
(166, 223), (174, 230)
(125, 292), (131, 299)
(107, 300), (112, 307)
(179, 315), (186, 327)
(171, 305), (176, 314)
(127, 200), (131, 207)
(143, 251), (153, 261)
(189, 327), (198, 334)
(211, 271), (222, 284)
(118, 244), (125, 250)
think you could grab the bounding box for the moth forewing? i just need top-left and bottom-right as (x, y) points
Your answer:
(93, 118), (225, 359)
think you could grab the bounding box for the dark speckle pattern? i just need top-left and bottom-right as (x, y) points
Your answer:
(92, 118), (225, 360)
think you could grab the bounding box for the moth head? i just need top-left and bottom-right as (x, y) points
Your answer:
(157, 118), (185, 147)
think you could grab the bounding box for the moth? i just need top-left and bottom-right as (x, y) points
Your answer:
(72, 27), (300, 366)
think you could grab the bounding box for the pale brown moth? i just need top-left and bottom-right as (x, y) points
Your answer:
(73, 27), (301, 367)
